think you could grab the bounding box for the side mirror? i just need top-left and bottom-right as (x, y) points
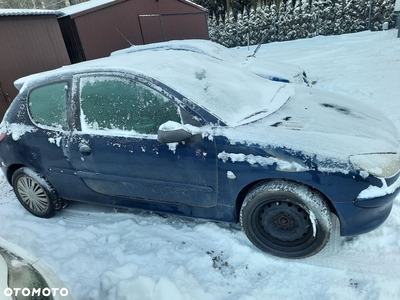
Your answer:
(157, 121), (201, 143)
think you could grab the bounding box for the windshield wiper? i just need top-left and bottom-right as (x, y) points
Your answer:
(239, 109), (269, 123)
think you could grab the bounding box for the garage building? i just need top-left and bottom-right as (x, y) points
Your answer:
(58, 0), (209, 63)
(0, 9), (70, 120)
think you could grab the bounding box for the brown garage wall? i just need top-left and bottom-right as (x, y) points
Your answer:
(59, 0), (209, 62)
(0, 13), (70, 120)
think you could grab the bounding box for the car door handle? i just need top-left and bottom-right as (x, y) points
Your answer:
(79, 144), (92, 154)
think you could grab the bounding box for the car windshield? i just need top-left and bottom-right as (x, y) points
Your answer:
(121, 51), (294, 126)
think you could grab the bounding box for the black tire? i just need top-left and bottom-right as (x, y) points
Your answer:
(12, 167), (64, 218)
(240, 180), (331, 259)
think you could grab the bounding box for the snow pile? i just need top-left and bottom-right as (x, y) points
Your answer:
(217, 151), (308, 172)
(358, 177), (400, 199)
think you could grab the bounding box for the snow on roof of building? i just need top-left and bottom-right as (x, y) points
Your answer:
(0, 8), (63, 17)
(58, 0), (116, 16)
(58, 0), (205, 17)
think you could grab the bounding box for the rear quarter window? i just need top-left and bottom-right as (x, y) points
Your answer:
(28, 82), (68, 129)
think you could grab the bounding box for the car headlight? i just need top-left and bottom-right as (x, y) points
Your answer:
(350, 153), (400, 178)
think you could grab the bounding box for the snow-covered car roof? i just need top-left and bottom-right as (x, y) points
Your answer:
(111, 39), (308, 85)
(110, 39), (235, 60)
(16, 50), (295, 127)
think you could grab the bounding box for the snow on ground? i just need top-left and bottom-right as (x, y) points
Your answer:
(1, 30), (400, 300)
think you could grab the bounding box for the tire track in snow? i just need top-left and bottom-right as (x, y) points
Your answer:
(58, 205), (400, 277)
(301, 216), (400, 277)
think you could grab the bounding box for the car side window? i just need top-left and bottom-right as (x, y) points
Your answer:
(79, 76), (181, 135)
(28, 82), (68, 128)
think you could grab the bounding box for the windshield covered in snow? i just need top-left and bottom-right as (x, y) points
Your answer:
(125, 50), (294, 126)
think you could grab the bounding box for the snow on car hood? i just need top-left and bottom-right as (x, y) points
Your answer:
(223, 86), (400, 165)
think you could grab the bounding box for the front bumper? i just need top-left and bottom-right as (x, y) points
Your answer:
(335, 174), (400, 236)
(355, 174), (400, 207)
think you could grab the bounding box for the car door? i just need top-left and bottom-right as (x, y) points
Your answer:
(67, 73), (218, 208)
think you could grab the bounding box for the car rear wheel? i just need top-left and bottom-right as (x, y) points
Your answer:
(12, 167), (64, 218)
(240, 180), (332, 259)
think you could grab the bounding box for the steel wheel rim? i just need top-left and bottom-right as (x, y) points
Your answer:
(16, 176), (49, 212)
(253, 199), (314, 248)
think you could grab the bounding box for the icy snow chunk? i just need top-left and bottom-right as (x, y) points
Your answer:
(48, 137), (62, 146)
(159, 121), (202, 135)
(357, 176), (400, 199)
(1, 122), (37, 141)
(227, 171), (236, 179)
(168, 142), (179, 154)
(10, 259), (27, 268)
(218, 151), (308, 172)
(48, 131), (65, 147)
(317, 166), (350, 175)
(309, 211), (317, 238)
(107, 234), (121, 244)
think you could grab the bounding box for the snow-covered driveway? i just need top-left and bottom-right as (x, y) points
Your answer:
(1, 29), (400, 299)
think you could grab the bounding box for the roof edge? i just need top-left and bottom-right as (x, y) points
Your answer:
(58, 0), (124, 18)
(58, 0), (207, 19)
(178, 0), (207, 12)
(0, 8), (64, 17)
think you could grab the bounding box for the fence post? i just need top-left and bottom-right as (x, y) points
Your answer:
(395, 0), (400, 38)
(397, 14), (400, 38)
(368, 0), (373, 30)
(235, 21), (238, 47)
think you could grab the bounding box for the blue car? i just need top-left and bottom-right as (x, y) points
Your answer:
(1, 49), (400, 258)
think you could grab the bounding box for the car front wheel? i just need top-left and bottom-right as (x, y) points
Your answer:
(12, 167), (64, 218)
(240, 180), (332, 259)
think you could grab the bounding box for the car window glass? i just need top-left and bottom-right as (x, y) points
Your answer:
(180, 107), (201, 127)
(80, 76), (181, 135)
(28, 82), (68, 128)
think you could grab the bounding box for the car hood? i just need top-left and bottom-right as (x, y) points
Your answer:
(223, 86), (400, 166)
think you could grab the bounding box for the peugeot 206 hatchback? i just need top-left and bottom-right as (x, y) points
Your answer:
(1, 48), (400, 259)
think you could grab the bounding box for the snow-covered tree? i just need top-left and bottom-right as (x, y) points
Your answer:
(221, 12), (237, 47)
(248, 7), (262, 44)
(369, 0), (396, 31)
(345, 0), (368, 33)
(206, 0), (397, 47)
